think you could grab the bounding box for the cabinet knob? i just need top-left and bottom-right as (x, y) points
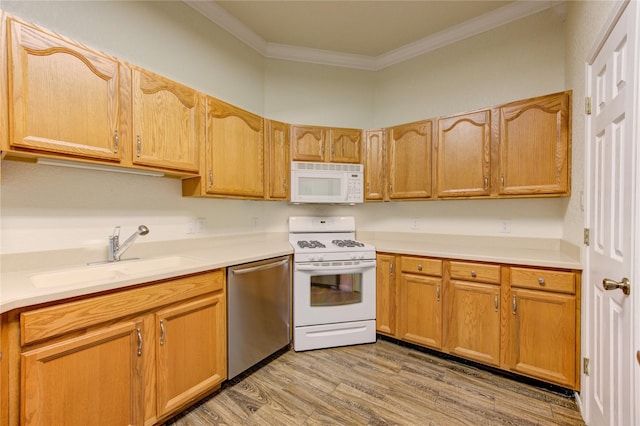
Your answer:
(417, 264), (423, 271)
(471, 270), (477, 278)
(538, 277), (545, 285)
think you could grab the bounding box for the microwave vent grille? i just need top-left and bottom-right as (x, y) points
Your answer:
(292, 162), (362, 172)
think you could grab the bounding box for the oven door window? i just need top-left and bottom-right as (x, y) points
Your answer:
(310, 273), (362, 306)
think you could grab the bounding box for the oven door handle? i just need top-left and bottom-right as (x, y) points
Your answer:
(295, 261), (376, 273)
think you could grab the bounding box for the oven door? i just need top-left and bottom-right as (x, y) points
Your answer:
(293, 259), (376, 327)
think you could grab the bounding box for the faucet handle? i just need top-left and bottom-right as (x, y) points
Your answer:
(111, 226), (121, 239)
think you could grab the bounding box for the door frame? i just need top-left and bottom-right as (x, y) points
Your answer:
(582, 0), (639, 424)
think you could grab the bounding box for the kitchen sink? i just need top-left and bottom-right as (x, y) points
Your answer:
(30, 256), (206, 289)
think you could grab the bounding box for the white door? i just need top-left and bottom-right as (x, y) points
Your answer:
(584, 1), (638, 425)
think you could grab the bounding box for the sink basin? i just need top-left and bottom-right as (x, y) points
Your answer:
(30, 256), (205, 289)
(117, 255), (204, 275)
(31, 264), (127, 288)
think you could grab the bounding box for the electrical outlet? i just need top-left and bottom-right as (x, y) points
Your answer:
(410, 217), (420, 230)
(187, 218), (196, 234)
(195, 217), (206, 233)
(252, 217), (260, 229)
(499, 218), (511, 233)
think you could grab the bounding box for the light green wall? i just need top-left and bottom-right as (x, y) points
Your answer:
(1, 1), (614, 253)
(373, 7), (566, 127)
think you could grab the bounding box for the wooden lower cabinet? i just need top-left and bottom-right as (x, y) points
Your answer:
(5, 270), (226, 426)
(507, 266), (579, 389)
(156, 293), (226, 418)
(397, 273), (442, 350)
(445, 280), (501, 366)
(375, 253), (396, 336)
(21, 319), (145, 425)
(383, 255), (580, 390)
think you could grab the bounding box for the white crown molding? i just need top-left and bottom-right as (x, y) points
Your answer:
(184, 0), (562, 71)
(184, 0), (267, 53)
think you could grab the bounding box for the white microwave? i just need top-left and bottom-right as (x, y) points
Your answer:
(290, 161), (364, 204)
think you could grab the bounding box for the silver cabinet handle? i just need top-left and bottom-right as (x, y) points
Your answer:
(512, 295), (517, 315)
(208, 170), (213, 188)
(417, 264), (423, 271)
(136, 328), (143, 356)
(501, 175), (505, 187)
(389, 262), (393, 275)
(471, 270), (477, 278)
(484, 176), (488, 190)
(494, 295), (499, 312)
(136, 135), (141, 157)
(602, 277), (631, 295)
(159, 320), (165, 346)
(232, 258), (289, 275)
(114, 130), (119, 154)
(436, 285), (441, 302)
(538, 277), (545, 285)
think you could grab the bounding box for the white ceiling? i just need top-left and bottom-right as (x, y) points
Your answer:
(184, 0), (565, 70)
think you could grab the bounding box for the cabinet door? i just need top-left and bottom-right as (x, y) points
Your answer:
(509, 288), (576, 388)
(364, 129), (386, 201)
(329, 127), (362, 163)
(376, 254), (396, 336)
(132, 68), (200, 172)
(290, 125), (327, 162)
(387, 120), (433, 199)
(156, 293), (226, 417)
(205, 97), (264, 198)
(397, 273), (442, 349)
(446, 280), (500, 366)
(21, 320), (144, 426)
(8, 18), (124, 161)
(436, 110), (491, 198)
(498, 91), (571, 196)
(265, 119), (290, 200)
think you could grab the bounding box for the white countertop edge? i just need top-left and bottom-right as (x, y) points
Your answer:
(1, 235), (293, 314)
(2, 231), (582, 314)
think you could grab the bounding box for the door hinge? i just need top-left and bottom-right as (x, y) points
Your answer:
(584, 228), (590, 246)
(583, 357), (590, 376)
(585, 97), (592, 115)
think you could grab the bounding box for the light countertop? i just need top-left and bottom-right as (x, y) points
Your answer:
(1, 231), (582, 314)
(0, 233), (293, 314)
(357, 231), (582, 270)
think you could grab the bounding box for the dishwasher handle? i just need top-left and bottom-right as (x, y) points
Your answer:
(232, 258), (289, 275)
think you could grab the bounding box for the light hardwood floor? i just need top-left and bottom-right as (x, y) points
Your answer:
(165, 339), (585, 425)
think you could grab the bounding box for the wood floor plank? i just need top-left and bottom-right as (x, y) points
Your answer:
(165, 339), (584, 426)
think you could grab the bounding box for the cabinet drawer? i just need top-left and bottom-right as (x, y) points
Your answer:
(450, 261), (501, 284)
(510, 267), (575, 294)
(21, 270), (224, 345)
(401, 257), (442, 277)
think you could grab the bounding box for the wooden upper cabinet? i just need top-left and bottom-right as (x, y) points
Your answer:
(436, 110), (491, 198)
(329, 127), (362, 163)
(290, 125), (362, 163)
(265, 120), (290, 200)
(7, 18), (126, 162)
(364, 129), (386, 201)
(132, 68), (200, 173)
(204, 97), (265, 198)
(290, 125), (327, 162)
(387, 119), (433, 199)
(497, 91), (571, 196)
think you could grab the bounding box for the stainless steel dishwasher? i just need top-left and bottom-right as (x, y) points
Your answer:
(227, 256), (290, 379)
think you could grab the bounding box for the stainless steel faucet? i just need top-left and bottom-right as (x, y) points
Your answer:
(108, 225), (150, 262)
